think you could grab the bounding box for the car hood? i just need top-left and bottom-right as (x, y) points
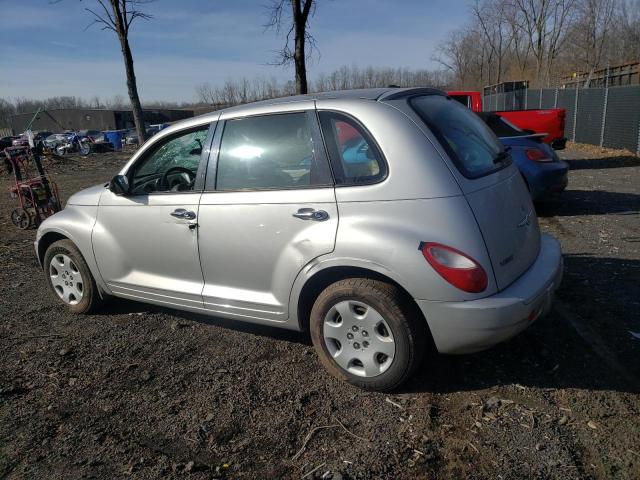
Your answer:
(67, 183), (107, 206)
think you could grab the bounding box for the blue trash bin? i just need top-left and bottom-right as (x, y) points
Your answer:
(104, 130), (124, 151)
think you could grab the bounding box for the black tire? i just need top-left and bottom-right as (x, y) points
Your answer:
(10, 208), (31, 229)
(79, 142), (91, 156)
(310, 278), (427, 392)
(43, 239), (103, 314)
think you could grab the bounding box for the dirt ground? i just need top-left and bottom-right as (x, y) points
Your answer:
(1, 143), (639, 479)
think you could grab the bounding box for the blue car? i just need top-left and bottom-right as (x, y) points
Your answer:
(479, 113), (569, 201)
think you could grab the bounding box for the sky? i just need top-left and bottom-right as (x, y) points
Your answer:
(0, 0), (469, 103)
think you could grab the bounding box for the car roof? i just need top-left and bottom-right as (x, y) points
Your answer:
(190, 87), (446, 123)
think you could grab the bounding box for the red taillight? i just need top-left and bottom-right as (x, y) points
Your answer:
(526, 148), (552, 162)
(420, 242), (488, 293)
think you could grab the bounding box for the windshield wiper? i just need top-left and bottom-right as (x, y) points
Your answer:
(494, 146), (512, 164)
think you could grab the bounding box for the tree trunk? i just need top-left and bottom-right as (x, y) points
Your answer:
(112, 1), (146, 143)
(294, 23), (307, 94)
(292, 1), (308, 94)
(120, 35), (147, 143)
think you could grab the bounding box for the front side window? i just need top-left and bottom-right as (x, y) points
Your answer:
(130, 126), (209, 194)
(411, 95), (507, 178)
(318, 112), (386, 185)
(215, 112), (331, 190)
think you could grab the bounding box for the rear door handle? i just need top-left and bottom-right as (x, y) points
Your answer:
(292, 208), (329, 221)
(170, 208), (196, 220)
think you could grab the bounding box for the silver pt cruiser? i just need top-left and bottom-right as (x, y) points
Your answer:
(35, 88), (563, 391)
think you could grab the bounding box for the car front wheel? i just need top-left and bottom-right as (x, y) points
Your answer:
(44, 239), (103, 314)
(310, 278), (427, 391)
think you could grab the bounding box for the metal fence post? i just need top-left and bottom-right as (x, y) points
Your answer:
(525, 89), (528, 109)
(573, 88), (579, 142)
(637, 120), (640, 156)
(554, 88), (558, 108)
(600, 70), (610, 147)
(539, 89), (543, 109)
(600, 88), (608, 147)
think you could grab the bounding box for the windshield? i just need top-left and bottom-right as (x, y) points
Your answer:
(411, 95), (508, 178)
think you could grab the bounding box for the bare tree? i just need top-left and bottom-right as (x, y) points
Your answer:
(265, 0), (317, 94)
(617, 0), (640, 60)
(568, 0), (616, 85)
(472, 0), (514, 84)
(84, 0), (152, 142)
(508, 0), (576, 86)
(433, 27), (482, 88)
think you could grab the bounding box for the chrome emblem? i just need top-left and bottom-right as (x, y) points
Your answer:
(517, 209), (533, 228)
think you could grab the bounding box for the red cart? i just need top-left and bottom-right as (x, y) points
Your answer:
(4, 146), (62, 229)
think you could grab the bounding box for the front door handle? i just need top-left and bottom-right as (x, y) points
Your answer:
(292, 208), (329, 221)
(170, 208), (196, 220)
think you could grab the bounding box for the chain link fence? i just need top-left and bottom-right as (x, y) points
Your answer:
(483, 85), (640, 154)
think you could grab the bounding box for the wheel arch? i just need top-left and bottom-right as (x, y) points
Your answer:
(37, 231), (69, 267)
(295, 264), (433, 348)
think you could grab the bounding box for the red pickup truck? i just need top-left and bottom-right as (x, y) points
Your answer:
(447, 91), (567, 150)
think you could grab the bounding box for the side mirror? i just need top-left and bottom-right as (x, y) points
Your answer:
(109, 174), (130, 195)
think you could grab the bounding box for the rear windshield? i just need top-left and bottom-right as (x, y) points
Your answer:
(411, 95), (507, 179)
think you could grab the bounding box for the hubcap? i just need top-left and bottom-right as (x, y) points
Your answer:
(49, 254), (84, 305)
(323, 300), (395, 377)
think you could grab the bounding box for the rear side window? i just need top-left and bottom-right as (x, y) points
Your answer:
(318, 111), (386, 185)
(411, 95), (506, 179)
(215, 112), (332, 190)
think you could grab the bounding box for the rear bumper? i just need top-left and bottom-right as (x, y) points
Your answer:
(417, 233), (563, 354)
(529, 161), (569, 200)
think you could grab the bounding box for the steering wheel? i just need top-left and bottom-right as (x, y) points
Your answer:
(161, 166), (196, 191)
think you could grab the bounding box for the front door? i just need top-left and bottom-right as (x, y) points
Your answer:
(198, 110), (338, 323)
(93, 124), (212, 311)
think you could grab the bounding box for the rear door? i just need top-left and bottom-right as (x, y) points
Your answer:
(410, 95), (540, 290)
(197, 104), (338, 323)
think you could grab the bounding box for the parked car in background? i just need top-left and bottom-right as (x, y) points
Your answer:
(12, 135), (29, 147)
(478, 112), (568, 201)
(33, 131), (53, 148)
(12, 131), (54, 148)
(0, 136), (19, 150)
(447, 91), (567, 150)
(124, 129), (139, 145)
(124, 125), (163, 145)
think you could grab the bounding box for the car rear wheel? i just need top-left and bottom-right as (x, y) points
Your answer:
(310, 278), (427, 391)
(44, 239), (103, 314)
